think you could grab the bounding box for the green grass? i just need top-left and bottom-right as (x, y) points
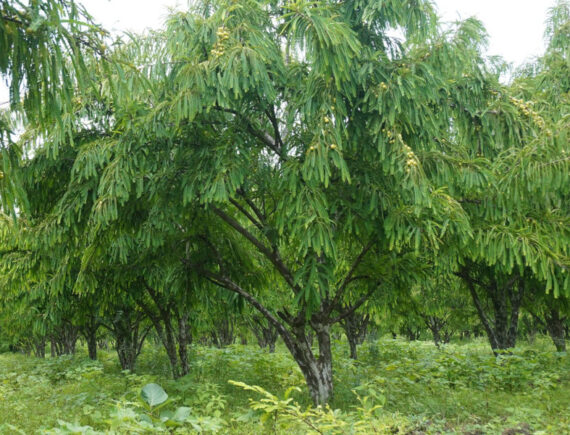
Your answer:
(0, 336), (568, 434)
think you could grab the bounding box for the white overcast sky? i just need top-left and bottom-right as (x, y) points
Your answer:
(0, 0), (558, 105)
(80, 0), (555, 66)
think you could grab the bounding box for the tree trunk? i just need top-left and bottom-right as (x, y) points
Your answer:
(285, 323), (333, 406)
(341, 311), (369, 360)
(116, 337), (137, 371)
(138, 294), (185, 379)
(212, 316), (235, 348)
(424, 316), (448, 348)
(250, 315), (279, 353)
(146, 310), (181, 379)
(82, 321), (99, 361)
(33, 338), (46, 358)
(87, 331), (97, 360)
(461, 270), (523, 355)
(431, 325), (442, 348)
(110, 310), (149, 372)
(61, 323), (79, 355)
(177, 313), (191, 376)
(164, 321), (181, 379)
(545, 308), (567, 352)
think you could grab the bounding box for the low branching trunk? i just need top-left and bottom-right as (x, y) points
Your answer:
(545, 308), (567, 352)
(108, 310), (149, 372)
(81, 316), (100, 360)
(284, 322), (333, 406)
(139, 282), (191, 379)
(341, 311), (369, 359)
(460, 268), (524, 354)
(249, 315), (279, 353)
(197, 225), (377, 405)
(422, 315), (450, 348)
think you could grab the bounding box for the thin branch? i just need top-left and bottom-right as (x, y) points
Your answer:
(237, 188), (267, 224)
(229, 198), (264, 232)
(330, 287), (377, 325)
(213, 106), (282, 157)
(199, 268), (294, 348)
(265, 106), (283, 149)
(329, 240), (374, 313)
(211, 205), (299, 293)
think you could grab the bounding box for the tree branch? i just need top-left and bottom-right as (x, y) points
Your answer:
(199, 268), (295, 348)
(329, 240), (374, 313)
(330, 287), (377, 325)
(265, 106), (283, 150)
(459, 270), (498, 347)
(229, 198), (264, 232)
(210, 205), (299, 293)
(213, 106), (283, 157)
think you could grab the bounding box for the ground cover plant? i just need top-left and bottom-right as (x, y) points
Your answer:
(0, 336), (568, 434)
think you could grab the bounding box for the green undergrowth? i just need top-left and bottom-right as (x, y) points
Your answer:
(0, 337), (568, 434)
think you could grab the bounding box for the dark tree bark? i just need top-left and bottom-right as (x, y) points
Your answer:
(138, 281), (191, 379)
(341, 311), (369, 359)
(86, 330), (98, 360)
(81, 315), (100, 360)
(49, 322), (79, 356)
(421, 315), (451, 348)
(545, 307), (567, 352)
(106, 310), (150, 372)
(249, 315), (279, 352)
(458, 267), (524, 354)
(211, 315), (235, 348)
(33, 337), (46, 358)
(401, 325), (422, 341)
(177, 313), (191, 376)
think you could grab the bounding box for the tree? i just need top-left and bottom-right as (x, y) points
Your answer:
(452, 1), (570, 353)
(62, 0), (502, 405)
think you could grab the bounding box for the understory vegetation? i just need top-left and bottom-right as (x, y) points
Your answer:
(0, 337), (568, 434)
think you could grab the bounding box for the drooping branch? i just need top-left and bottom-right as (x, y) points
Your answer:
(210, 205), (299, 293)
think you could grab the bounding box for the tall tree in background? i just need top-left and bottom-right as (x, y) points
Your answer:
(456, 0), (570, 353)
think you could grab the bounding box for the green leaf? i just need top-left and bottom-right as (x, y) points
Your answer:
(172, 406), (192, 422)
(141, 383), (168, 407)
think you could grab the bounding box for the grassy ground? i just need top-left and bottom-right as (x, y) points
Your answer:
(0, 336), (568, 434)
